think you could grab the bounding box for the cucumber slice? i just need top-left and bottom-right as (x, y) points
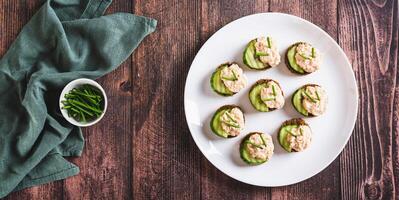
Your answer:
(210, 64), (234, 96)
(240, 132), (272, 164)
(292, 84), (322, 116)
(285, 43), (306, 74)
(292, 88), (308, 116)
(278, 125), (298, 152)
(243, 39), (270, 70)
(278, 118), (309, 152)
(210, 105), (243, 138)
(249, 82), (269, 112)
(249, 79), (284, 112)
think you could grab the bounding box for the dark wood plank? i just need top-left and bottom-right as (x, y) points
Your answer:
(61, 1), (135, 200)
(2, 0), (398, 199)
(131, 0), (203, 199)
(338, 0), (398, 199)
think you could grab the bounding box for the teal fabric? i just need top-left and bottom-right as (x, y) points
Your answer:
(0, 0), (156, 197)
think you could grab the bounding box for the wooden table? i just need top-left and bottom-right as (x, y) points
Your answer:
(2, 0), (398, 199)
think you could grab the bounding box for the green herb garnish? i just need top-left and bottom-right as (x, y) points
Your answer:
(231, 70), (238, 80)
(287, 128), (300, 136)
(303, 91), (318, 103)
(225, 111), (238, 123)
(221, 69), (239, 81)
(224, 120), (240, 128)
(261, 97), (276, 101)
(272, 85), (277, 96)
(224, 111), (241, 128)
(267, 37), (272, 48)
(315, 91), (321, 100)
(62, 84), (104, 123)
(246, 141), (264, 149)
(311, 47), (316, 58)
(298, 53), (312, 60)
(221, 76), (237, 81)
(256, 52), (269, 57)
(259, 134), (267, 146)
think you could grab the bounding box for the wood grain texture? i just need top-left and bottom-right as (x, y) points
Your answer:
(62, 1), (135, 199)
(1, 0), (398, 199)
(338, 0), (399, 199)
(131, 1), (203, 199)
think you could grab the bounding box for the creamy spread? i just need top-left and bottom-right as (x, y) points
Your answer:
(220, 64), (247, 93)
(246, 133), (274, 160)
(294, 43), (321, 73)
(302, 85), (327, 116)
(260, 81), (284, 109)
(220, 107), (244, 137)
(286, 125), (312, 152)
(254, 37), (281, 67)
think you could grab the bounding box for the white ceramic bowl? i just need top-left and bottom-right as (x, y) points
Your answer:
(59, 78), (107, 127)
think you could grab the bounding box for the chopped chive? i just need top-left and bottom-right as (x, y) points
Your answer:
(224, 120), (240, 128)
(261, 97), (276, 101)
(272, 85), (277, 96)
(61, 84), (104, 123)
(69, 100), (102, 114)
(303, 91), (318, 103)
(315, 91), (321, 100)
(298, 53), (312, 60)
(288, 130), (298, 136)
(70, 90), (98, 99)
(221, 70), (238, 81)
(69, 101), (94, 116)
(80, 110), (86, 122)
(256, 51), (269, 56)
(221, 76), (237, 81)
(246, 141), (264, 149)
(70, 107), (80, 114)
(311, 47), (316, 58)
(267, 37), (272, 48)
(225, 111), (238, 123)
(76, 94), (99, 108)
(231, 70), (239, 80)
(75, 95), (91, 105)
(259, 134), (267, 146)
(65, 94), (76, 98)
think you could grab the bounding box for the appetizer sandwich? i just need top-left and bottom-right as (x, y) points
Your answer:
(240, 132), (274, 164)
(286, 42), (321, 74)
(249, 79), (285, 112)
(278, 118), (312, 152)
(210, 105), (245, 138)
(292, 84), (327, 116)
(210, 63), (247, 96)
(243, 36), (281, 70)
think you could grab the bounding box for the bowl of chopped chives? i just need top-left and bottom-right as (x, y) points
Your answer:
(59, 78), (107, 127)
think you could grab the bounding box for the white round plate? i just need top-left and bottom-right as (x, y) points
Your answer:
(184, 13), (358, 186)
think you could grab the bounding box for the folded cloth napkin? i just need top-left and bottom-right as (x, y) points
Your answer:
(0, 0), (156, 197)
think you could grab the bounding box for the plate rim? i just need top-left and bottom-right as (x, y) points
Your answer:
(184, 12), (359, 187)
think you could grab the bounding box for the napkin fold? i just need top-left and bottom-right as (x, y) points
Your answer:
(0, 0), (156, 197)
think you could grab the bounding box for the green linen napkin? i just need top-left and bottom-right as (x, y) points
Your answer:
(0, 0), (156, 197)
